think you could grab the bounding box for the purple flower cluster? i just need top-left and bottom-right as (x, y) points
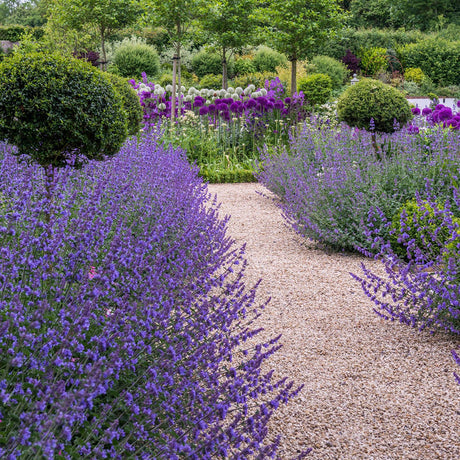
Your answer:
(353, 188), (460, 335)
(0, 136), (307, 458)
(256, 122), (460, 253)
(411, 101), (460, 130)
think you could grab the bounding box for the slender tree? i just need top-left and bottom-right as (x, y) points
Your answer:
(264, 0), (346, 96)
(143, 0), (200, 120)
(198, 0), (257, 89)
(48, 0), (141, 69)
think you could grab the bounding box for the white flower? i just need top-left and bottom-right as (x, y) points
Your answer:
(232, 93), (239, 100)
(219, 89), (226, 97)
(260, 88), (267, 96)
(185, 95), (193, 102)
(158, 103), (166, 110)
(227, 87), (235, 94)
(235, 87), (244, 95)
(199, 89), (208, 97)
(188, 87), (197, 95)
(165, 84), (173, 92)
(181, 85), (186, 92)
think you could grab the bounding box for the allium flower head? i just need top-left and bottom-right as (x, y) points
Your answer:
(411, 107), (421, 115)
(422, 107), (432, 116)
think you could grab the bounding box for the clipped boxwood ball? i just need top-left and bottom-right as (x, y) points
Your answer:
(0, 51), (128, 168)
(337, 78), (412, 133)
(106, 72), (143, 136)
(113, 43), (160, 80)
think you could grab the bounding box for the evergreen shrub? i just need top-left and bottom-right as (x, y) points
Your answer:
(297, 73), (333, 106)
(191, 49), (224, 78)
(307, 55), (348, 89)
(404, 67), (425, 85)
(199, 73), (223, 89)
(337, 78), (412, 133)
(113, 42), (160, 80)
(0, 51), (128, 169)
(233, 57), (256, 76)
(252, 46), (286, 73)
(359, 47), (387, 76)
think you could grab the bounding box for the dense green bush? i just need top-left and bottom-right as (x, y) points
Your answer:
(233, 57), (256, 76)
(231, 71), (278, 90)
(404, 67), (425, 85)
(398, 39), (460, 86)
(112, 42), (160, 80)
(297, 73), (333, 106)
(359, 47), (387, 76)
(0, 51), (128, 169)
(105, 73), (143, 136)
(306, 55), (347, 89)
(191, 49), (224, 78)
(316, 28), (425, 61)
(0, 24), (44, 41)
(337, 78), (412, 133)
(252, 46), (286, 73)
(199, 73), (223, 89)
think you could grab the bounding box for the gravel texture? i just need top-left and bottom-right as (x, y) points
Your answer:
(207, 182), (460, 460)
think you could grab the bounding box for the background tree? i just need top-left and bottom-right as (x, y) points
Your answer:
(143, 0), (200, 120)
(198, 0), (258, 89)
(48, 0), (141, 68)
(263, 0), (346, 96)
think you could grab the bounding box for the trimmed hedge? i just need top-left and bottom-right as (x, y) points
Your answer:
(0, 24), (44, 41)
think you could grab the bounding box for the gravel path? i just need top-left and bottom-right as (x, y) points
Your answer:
(207, 182), (460, 460)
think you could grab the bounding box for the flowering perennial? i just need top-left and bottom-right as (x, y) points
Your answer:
(0, 135), (307, 458)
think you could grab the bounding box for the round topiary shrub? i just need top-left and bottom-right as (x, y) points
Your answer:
(297, 73), (333, 106)
(113, 42), (160, 80)
(252, 46), (286, 73)
(337, 78), (412, 133)
(0, 51), (128, 169)
(307, 55), (348, 90)
(191, 49), (223, 79)
(106, 72), (143, 136)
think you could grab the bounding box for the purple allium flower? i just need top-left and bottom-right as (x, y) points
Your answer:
(217, 103), (228, 112)
(438, 107), (453, 121)
(208, 104), (216, 113)
(284, 97), (291, 104)
(193, 96), (204, 108)
(445, 119), (458, 129)
(245, 99), (257, 109)
(435, 104), (445, 110)
(407, 124), (419, 134)
(199, 106), (209, 116)
(422, 107), (432, 116)
(411, 107), (421, 115)
(229, 102), (240, 113)
(274, 101), (284, 110)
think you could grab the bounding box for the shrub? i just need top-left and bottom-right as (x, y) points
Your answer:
(297, 73), (333, 106)
(105, 73), (143, 136)
(199, 73), (223, 89)
(404, 67), (425, 85)
(0, 24), (44, 41)
(0, 135), (306, 457)
(231, 71), (277, 91)
(72, 49), (100, 67)
(0, 51), (127, 169)
(359, 46), (388, 76)
(113, 42), (161, 80)
(337, 78), (412, 133)
(256, 123), (460, 253)
(355, 190), (460, 335)
(341, 49), (361, 75)
(398, 38), (460, 86)
(306, 55), (348, 89)
(191, 49), (223, 79)
(233, 57), (256, 76)
(252, 46), (287, 73)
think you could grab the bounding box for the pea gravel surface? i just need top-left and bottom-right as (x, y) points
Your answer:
(207, 182), (460, 460)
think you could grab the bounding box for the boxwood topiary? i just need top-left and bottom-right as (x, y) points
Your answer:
(113, 42), (161, 80)
(297, 73), (333, 106)
(105, 72), (143, 136)
(337, 78), (412, 133)
(191, 49), (223, 79)
(0, 51), (128, 169)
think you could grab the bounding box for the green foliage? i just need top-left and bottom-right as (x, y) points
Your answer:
(105, 73), (143, 136)
(390, 199), (454, 260)
(398, 38), (460, 86)
(233, 57), (256, 76)
(199, 73), (223, 89)
(231, 71), (278, 90)
(0, 51), (128, 168)
(298, 73), (333, 106)
(200, 166), (256, 183)
(191, 49), (224, 78)
(337, 78), (412, 133)
(113, 42), (161, 80)
(252, 46), (287, 72)
(404, 67), (425, 85)
(306, 55), (347, 89)
(359, 46), (387, 76)
(158, 72), (173, 87)
(316, 28), (425, 61)
(0, 24), (44, 41)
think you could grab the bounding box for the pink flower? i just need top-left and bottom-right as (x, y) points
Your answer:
(88, 266), (97, 279)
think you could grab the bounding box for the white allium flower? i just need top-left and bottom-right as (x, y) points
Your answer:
(232, 93), (239, 100)
(158, 103), (166, 110)
(227, 87), (235, 94)
(219, 89), (226, 97)
(165, 84), (173, 92)
(260, 88), (267, 96)
(248, 84), (255, 92)
(184, 95), (193, 102)
(188, 87), (197, 95)
(181, 85), (186, 92)
(235, 87), (244, 95)
(199, 89), (208, 97)
(252, 91), (262, 98)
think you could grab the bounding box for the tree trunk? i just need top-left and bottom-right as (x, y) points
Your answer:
(222, 47), (228, 90)
(177, 41), (182, 115)
(290, 58), (297, 96)
(100, 27), (107, 71)
(171, 54), (177, 122)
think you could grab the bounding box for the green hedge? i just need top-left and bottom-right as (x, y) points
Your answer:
(398, 38), (460, 86)
(0, 25), (44, 41)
